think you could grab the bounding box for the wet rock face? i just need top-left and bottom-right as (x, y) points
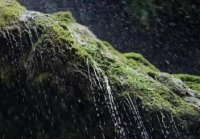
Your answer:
(0, 23), (110, 138)
(18, 0), (200, 75)
(0, 1), (200, 138)
(0, 22), (198, 139)
(0, 25), (144, 138)
(0, 16), (176, 139)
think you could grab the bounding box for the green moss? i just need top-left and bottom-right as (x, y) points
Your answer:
(1, 0), (199, 125)
(71, 35), (200, 118)
(174, 74), (200, 93)
(65, 21), (200, 118)
(123, 52), (158, 71)
(51, 11), (76, 24)
(0, 0), (25, 27)
(33, 14), (75, 48)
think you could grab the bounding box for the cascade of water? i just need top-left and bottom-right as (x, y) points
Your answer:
(24, 23), (34, 46)
(125, 95), (149, 139)
(86, 59), (104, 138)
(168, 113), (180, 138)
(155, 111), (180, 139)
(0, 4), (191, 138)
(4, 30), (15, 63)
(87, 61), (126, 138)
(103, 75), (126, 138)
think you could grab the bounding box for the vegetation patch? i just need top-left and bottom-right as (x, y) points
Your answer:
(174, 74), (200, 93)
(1, 0), (200, 134)
(123, 52), (158, 71)
(67, 24), (200, 118)
(51, 11), (76, 24)
(0, 0), (25, 27)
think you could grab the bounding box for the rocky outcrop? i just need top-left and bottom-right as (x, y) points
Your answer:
(0, 0), (200, 138)
(18, 0), (200, 74)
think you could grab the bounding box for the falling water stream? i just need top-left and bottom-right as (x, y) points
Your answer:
(18, 0), (200, 75)
(1, 1), (200, 139)
(0, 12), (180, 139)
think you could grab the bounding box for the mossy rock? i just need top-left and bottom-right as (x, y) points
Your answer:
(51, 11), (76, 24)
(0, 0), (25, 27)
(0, 0), (200, 138)
(124, 52), (158, 71)
(174, 74), (200, 93)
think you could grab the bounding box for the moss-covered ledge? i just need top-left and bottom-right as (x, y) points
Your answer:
(2, 0), (200, 124)
(0, 0), (200, 138)
(174, 74), (200, 93)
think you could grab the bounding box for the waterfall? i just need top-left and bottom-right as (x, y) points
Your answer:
(103, 75), (126, 138)
(88, 61), (152, 139)
(87, 61), (127, 138)
(2, 1), (199, 138)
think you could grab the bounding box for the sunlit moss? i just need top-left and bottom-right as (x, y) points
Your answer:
(0, 0), (25, 27)
(1, 0), (200, 128)
(51, 11), (76, 24)
(65, 21), (200, 118)
(124, 52), (158, 71)
(33, 14), (75, 48)
(174, 74), (200, 93)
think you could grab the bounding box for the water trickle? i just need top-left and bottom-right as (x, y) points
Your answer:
(103, 75), (126, 138)
(1, 3), (198, 138)
(125, 95), (149, 139)
(20, 11), (42, 22)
